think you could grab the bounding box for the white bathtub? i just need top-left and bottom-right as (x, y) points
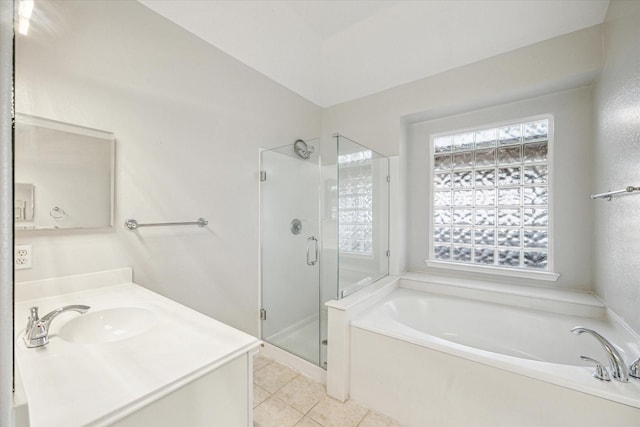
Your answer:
(342, 280), (640, 427)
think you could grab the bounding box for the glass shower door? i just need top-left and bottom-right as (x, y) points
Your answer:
(336, 134), (390, 299)
(260, 139), (321, 366)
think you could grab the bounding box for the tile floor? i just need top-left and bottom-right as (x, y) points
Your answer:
(253, 353), (404, 427)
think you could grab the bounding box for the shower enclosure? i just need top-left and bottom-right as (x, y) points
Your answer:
(260, 134), (389, 368)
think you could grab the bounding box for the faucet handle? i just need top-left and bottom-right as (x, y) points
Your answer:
(630, 357), (640, 379)
(580, 355), (611, 381)
(25, 306), (39, 331)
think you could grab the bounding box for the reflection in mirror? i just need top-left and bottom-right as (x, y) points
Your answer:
(14, 183), (34, 222)
(15, 114), (115, 230)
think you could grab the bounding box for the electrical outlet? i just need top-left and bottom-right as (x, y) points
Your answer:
(15, 245), (32, 270)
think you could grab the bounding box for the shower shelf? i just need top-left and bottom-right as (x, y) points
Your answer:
(590, 186), (640, 201)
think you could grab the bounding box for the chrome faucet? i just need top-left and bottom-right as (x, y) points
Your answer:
(571, 326), (629, 382)
(24, 305), (90, 348)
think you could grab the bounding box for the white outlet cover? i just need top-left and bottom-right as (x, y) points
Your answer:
(15, 244), (32, 270)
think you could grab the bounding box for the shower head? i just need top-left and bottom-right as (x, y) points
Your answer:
(294, 139), (314, 160)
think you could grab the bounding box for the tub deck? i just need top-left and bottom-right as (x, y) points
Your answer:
(326, 274), (640, 427)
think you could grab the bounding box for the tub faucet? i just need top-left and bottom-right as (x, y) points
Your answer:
(24, 305), (90, 348)
(630, 357), (640, 379)
(571, 326), (629, 382)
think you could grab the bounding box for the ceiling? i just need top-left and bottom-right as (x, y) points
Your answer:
(138, 0), (610, 107)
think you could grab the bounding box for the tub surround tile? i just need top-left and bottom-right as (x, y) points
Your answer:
(253, 384), (271, 408)
(254, 361), (299, 393)
(307, 395), (368, 427)
(253, 395), (304, 427)
(275, 374), (327, 414)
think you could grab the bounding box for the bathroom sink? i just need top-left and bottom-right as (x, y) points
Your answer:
(58, 307), (156, 344)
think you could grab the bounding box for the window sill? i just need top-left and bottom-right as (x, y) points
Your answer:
(424, 260), (560, 282)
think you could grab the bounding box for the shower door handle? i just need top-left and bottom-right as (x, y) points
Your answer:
(307, 236), (318, 266)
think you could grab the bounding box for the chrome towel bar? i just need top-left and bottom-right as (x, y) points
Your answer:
(591, 186), (640, 201)
(124, 218), (208, 230)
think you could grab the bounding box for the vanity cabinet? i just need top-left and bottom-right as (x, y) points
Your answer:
(14, 268), (261, 427)
(112, 353), (254, 427)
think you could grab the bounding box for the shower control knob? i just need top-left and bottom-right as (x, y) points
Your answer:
(290, 219), (302, 235)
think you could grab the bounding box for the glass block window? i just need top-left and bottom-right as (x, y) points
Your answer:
(431, 117), (551, 271)
(339, 151), (373, 255)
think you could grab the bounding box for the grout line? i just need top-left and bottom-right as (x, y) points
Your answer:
(253, 357), (274, 373)
(269, 364), (301, 394)
(303, 398), (321, 416)
(355, 409), (372, 427)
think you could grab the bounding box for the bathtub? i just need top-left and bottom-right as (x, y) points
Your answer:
(329, 276), (640, 427)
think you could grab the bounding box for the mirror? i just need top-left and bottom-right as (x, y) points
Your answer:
(14, 114), (115, 230)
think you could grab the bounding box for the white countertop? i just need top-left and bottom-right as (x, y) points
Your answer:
(15, 276), (260, 427)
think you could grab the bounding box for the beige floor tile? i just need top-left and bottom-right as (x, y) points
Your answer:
(357, 410), (404, 427)
(295, 416), (323, 427)
(254, 361), (299, 393)
(253, 384), (271, 408)
(275, 374), (326, 414)
(254, 395), (304, 427)
(307, 395), (368, 427)
(253, 352), (274, 372)
(251, 358), (402, 427)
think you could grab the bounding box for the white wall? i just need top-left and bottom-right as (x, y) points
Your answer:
(593, 0), (640, 331)
(323, 25), (603, 157)
(407, 87), (594, 290)
(14, 0), (321, 335)
(323, 25), (603, 294)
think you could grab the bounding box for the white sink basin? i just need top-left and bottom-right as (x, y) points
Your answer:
(59, 307), (156, 344)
